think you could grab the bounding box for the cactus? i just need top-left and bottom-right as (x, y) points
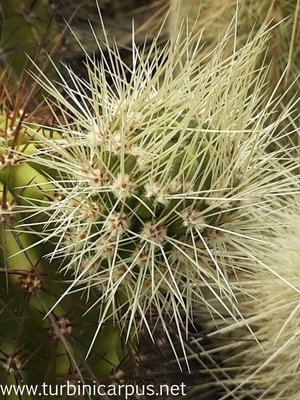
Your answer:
(169, 0), (300, 92)
(20, 17), (299, 372)
(0, 262), (130, 399)
(187, 197), (300, 399)
(0, 72), (134, 399)
(0, 3), (299, 399)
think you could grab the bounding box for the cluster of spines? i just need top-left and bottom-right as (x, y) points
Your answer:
(20, 22), (300, 367)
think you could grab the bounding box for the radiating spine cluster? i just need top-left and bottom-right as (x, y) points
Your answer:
(21, 22), (300, 362)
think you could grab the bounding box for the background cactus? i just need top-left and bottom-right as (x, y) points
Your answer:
(187, 197), (300, 399)
(169, 0), (300, 94)
(0, 0), (59, 82)
(0, 0), (169, 87)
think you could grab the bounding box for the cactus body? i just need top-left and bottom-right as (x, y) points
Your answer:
(23, 22), (300, 366)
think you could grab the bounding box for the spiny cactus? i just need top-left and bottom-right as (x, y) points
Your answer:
(188, 197), (300, 399)
(1, 5), (299, 398)
(169, 0), (300, 91)
(21, 18), (300, 369)
(0, 260), (130, 399)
